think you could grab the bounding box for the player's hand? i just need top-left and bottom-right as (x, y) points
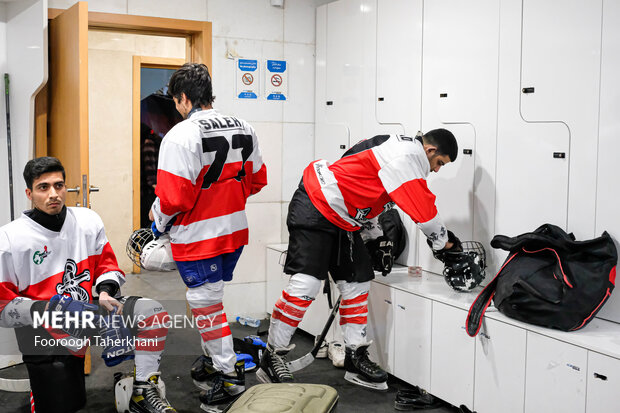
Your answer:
(98, 291), (123, 315)
(148, 209), (154, 221)
(428, 231), (462, 263)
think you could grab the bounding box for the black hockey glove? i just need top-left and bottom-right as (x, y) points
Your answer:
(46, 294), (100, 338)
(366, 236), (394, 276)
(427, 230), (462, 263)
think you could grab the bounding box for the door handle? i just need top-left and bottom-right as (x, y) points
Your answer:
(384, 299), (392, 305)
(89, 185), (100, 193)
(66, 185), (80, 193)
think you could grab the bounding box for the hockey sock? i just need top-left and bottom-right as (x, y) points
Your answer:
(337, 280), (370, 347)
(268, 273), (321, 349)
(187, 281), (236, 373)
(133, 298), (169, 381)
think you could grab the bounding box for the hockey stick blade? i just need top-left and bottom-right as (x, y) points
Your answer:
(287, 295), (341, 373)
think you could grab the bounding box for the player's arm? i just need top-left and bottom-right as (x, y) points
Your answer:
(90, 213), (124, 312)
(243, 125), (268, 196)
(151, 138), (202, 231)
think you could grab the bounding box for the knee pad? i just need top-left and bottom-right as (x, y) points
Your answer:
(336, 280), (370, 300)
(286, 273), (322, 300)
(186, 280), (225, 309)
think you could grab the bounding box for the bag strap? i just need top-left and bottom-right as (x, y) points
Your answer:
(466, 252), (519, 336)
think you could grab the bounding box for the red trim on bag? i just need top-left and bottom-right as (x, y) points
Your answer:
(466, 252), (519, 337)
(571, 288), (612, 331)
(522, 247), (573, 288)
(610, 266), (617, 285)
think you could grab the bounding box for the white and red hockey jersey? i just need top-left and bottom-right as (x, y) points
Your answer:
(151, 109), (267, 261)
(0, 207), (125, 314)
(303, 134), (449, 249)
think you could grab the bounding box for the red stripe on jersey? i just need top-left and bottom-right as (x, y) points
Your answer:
(281, 291), (313, 308)
(245, 163), (268, 196)
(172, 229), (248, 261)
(340, 315), (367, 325)
(340, 305), (368, 316)
(274, 299), (307, 319)
(341, 293), (369, 306)
(94, 242), (124, 279)
(303, 165), (357, 231)
(0, 282), (19, 309)
(176, 180), (247, 226)
(200, 325), (232, 341)
(156, 169), (202, 216)
(388, 179), (438, 224)
(271, 309), (301, 327)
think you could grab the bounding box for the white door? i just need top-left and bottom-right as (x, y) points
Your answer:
(586, 352), (620, 413)
(525, 332), (587, 413)
(474, 318), (526, 413)
(430, 301), (475, 409)
(393, 289), (432, 389)
(367, 281), (395, 373)
(520, 0), (602, 240)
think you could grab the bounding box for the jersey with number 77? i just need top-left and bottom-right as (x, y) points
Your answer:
(151, 109), (267, 261)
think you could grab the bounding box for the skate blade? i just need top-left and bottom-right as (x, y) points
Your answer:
(200, 403), (224, 413)
(344, 371), (388, 391)
(255, 368), (273, 384)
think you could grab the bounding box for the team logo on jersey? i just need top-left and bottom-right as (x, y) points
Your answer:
(32, 246), (51, 265)
(354, 207), (371, 222)
(56, 259), (91, 302)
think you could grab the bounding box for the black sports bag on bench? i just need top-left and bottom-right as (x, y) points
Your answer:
(466, 224), (617, 337)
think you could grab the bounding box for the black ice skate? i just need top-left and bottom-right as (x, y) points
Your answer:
(191, 354), (220, 391)
(198, 360), (245, 408)
(255, 343), (295, 384)
(130, 373), (176, 413)
(344, 343), (388, 391)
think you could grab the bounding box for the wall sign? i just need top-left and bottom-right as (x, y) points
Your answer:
(265, 60), (288, 101)
(236, 59), (259, 99)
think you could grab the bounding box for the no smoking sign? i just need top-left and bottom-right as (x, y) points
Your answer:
(266, 60), (287, 101)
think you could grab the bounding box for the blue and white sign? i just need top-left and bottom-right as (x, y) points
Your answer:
(236, 59), (259, 99)
(265, 60), (288, 101)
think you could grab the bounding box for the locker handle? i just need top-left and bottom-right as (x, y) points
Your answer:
(594, 373), (608, 381)
(384, 299), (392, 305)
(378, 97), (385, 102)
(553, 152), (566, 159)
(339, 145), (346, 149)
(440, 93), (448, 98)
(326, 101), (333, 105)
(463, 149), (473, 155)
(522, 87), (535, 93)
(397, 304), (405, 310)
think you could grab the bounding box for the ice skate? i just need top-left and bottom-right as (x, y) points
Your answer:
(198, 359), (245, 408)
(191, 354), (220, 391)
(130, 372), (176, 413)
(344, 343), (388, 391)
(255, 343), (295, 383)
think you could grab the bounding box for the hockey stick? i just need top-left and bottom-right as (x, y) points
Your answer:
(4, 74), (14, 220)
(287, 295), (341, 373)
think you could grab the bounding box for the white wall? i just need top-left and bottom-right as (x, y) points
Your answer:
(0, 3), (8, 226)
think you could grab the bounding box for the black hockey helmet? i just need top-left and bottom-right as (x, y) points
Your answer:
(442, 241), (486, 291)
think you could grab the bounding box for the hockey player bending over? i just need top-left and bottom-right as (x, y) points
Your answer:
(149, 63), (267, 407)
(0, 157), (175, 413)
(258, 130), (462, 390)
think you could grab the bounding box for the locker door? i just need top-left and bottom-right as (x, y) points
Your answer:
(520, 0), (602, 240)
(474, 318), (526, 413)
(375, 0), (422, 136)
(419, 0), (499, 273)
(495, 0), (569, 239)
(325, 0), (364, 145)
(586, 352), (620, 413)
(525, 332), (587, 413)
(594, 0), (620, 324)
(367, 282), (395, 373)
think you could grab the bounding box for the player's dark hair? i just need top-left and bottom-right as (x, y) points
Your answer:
(167, 63), (215, 107)
(423, 128), (458, 162)
(23, 157), (66, 189)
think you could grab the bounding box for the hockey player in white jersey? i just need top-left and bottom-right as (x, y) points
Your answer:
(0, 157), (176, 413)
(149, 63), (267, 408)
(258, 130), (463, 390)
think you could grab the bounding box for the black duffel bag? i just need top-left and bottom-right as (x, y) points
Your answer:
(467, 224), (617, 336)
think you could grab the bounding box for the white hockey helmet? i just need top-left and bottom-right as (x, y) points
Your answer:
(126, 228), (177, 272)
